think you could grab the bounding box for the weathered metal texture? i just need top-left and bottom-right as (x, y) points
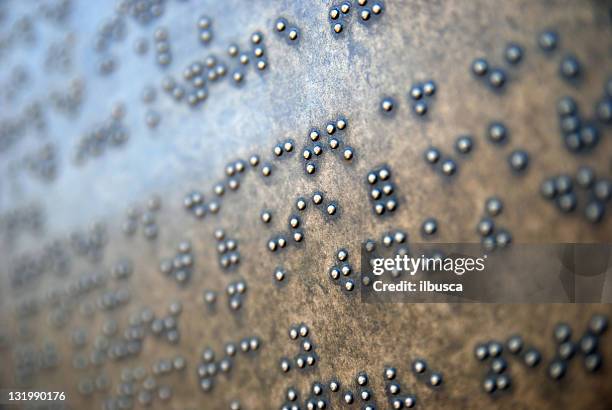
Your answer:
(0, 0), (611, 409)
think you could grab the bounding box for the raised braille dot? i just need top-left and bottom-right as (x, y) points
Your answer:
(329, 138), (339, 149)
(343, 148), (353, 160)
(381, 98), (394, 112)
(485, 197), (503, 216)
(441, 159), (457, 176)
(429, 372), (443, 387)
(404, 396), (416, 408)
(344, 392), (354, 404)
(384, 367), (397, 380)
(488, 122), (507, 143)
(276, 19), (286, 32)
(589, 314), (608, 335)
(560, 55), (580, 79)
(410, 85), (423, 100)
(330, 8), (340, 19)
(548, 360), (566, 380)
(313, 193), (323, 205)
(472, 58), (489, 76)
(575, 166), (594, 188)
(455, 135), (473, 154)
(474, 343), (489, 360)
(422, 218), (438, 235)
(506, 335), (523, 354)
(523, 349), (541, 367)
(491, 357), (507, 374)
(505, 43), (523, 64)
(288, 28), (299, 41)
(413, 101), (428, 115)
(425, 147), (441, 164)
(361, 9), (371, 21)
(594, 179), (611, 202)
(584, 353), (602, 372)
(344, 280), (355, 291)
(356, 372), (368, 386)
(538, 30), (558, 52)
(508, 150), (529, 172)
(333, 23), (343, 33)
(553, 323), (572, 343)
(329, 380), (340, 392)
(557, 193), (577, 213)
(412, 359), (426, 374)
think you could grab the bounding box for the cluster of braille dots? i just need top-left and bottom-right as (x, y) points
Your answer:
(141, 85), (161, 129)
(117, 0), (165, 26)
(595, 79), (612, 125)
(283, 381), (330, 410)
(22, 142), (58, 183)
(280, 324), (318, 374)
(329, 0), (384, 34)
(50, 77), (84, 116)
(110, 258), (133, 281)
(484, 121), (529, 174)
(275, 18), (299, 43)
(383, 366), (417, 409)
(540, 167), (611, 223)
(151, 354), (186, 376)
(214, 228), (241, 270)
(198, 336), (261, 393)
(424, 146), (458, 177)
(94, 15), (126, 76)
(274, 139), (295, 159)
(98, 364), (175, 408)
(474, 338), (523, 395)
(9, 238), (69, 289)
(340, 371), (378, 408)
(225, 279), (248, 311)
(197, 15), (213, 45)
(153, 27), (172, 67)
(284, 211), (305, 245)
(328, 248), (357, 293)
(159, 240), (194, 285)
(537, 30), (582, 83)
(362, 230), (408, 283)
(411, 358), (443, 389)
(366, 166), (398, 215)
(476, 196), (512, 251)
(46, 271), (108, 329)
(547, 314), (608, 380)
(93, 15), (126, 54)
(123, 194), (161, 240)
(408, 80), (436, 116)
(267, 193), (337, 252)
(302, 118), (353, 176)
(227, 31), (268, 83)
(73, 104), (129, 165)
(149, 301), (183, 345)
(12, 342), (59, 384)
(557, 96), (601, 153)
(471, 42), (523, 90)
(70, 221), (108, 262)
(183, 188), (220, 219)
(70, 303), (160, 383)
(97, 287), (131, 312)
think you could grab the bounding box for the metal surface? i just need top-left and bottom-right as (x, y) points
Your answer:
(0, 0), (611, 409)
